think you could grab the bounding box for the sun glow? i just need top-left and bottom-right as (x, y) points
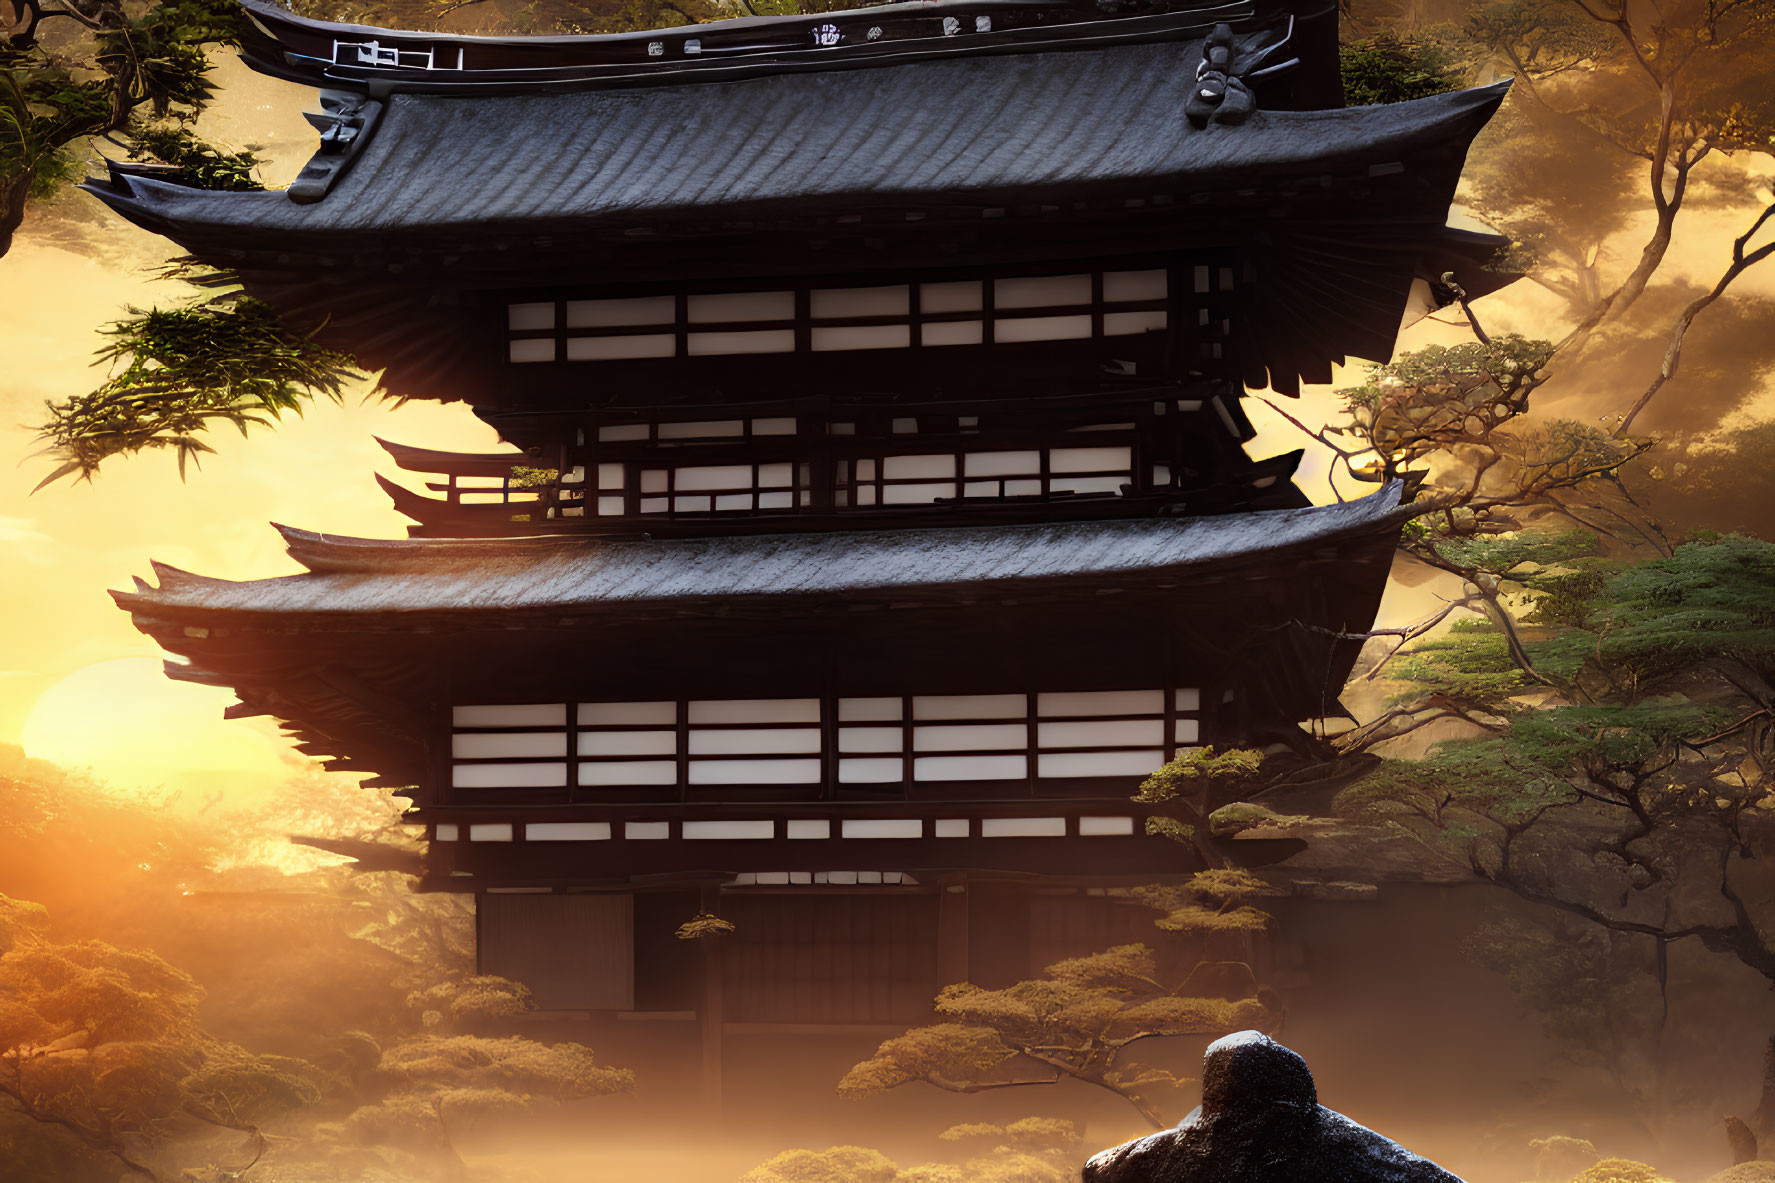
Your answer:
(20, 658), (300, 808)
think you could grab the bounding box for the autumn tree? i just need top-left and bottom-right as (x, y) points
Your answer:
(839, 869), (1283, 1128)
(0, 893), (322, 1181)
(744, 1118), (1085, 1183)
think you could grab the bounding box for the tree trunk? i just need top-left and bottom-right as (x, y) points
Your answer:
(1752, 1034), (1775, 1141)
(0, 170), (30, 260)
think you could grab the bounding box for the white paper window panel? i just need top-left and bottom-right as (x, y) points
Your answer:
(1195, 265), (1212, 293)
(758, 491), (794, 510)
(922, 320), (984, 347)
(689, 758), (822, 784)
(934, 818), (969, 837)
(1103, 269), (1169, 302)
(683, 819), (775, 840)
(839, 726), (903, 753)
(965, 479), (1044, 498)
(914, 723), (1027, 752)
(688, 698), (821, 724)
(452, 732), (568, 759)
(854, 459), (877, 481)
(994, 315), (1093, 343)
(640, 497), (669, 513)
(760, 462), (794, 487)
(596, 463), (625, 490)
(434, 823), (459, 841)
(566, 295), (675, 328)
(1050, 446), (1131, 473)
(1104, 311), (1169, 336)
(470, 822), (515, 841)
(883, 454), (955, 480)
(840, 757), (905, 783)
(579, 760), (678, 786)
(839, 696), (902, 722)
(687, 291), (794, 322)
(851, 488), (876, 506)
(813, 325), (912, 352)
(687, 330), (796, 356)
(672, 464), (756, 492)
(640, 470), (668, 493)
(964, 450), (1040, 477)
(454, 703), (566, 728)
(508, 302), (555, 330)
(526, 822), (612, 841)
(914, 693), (1026, 720)
(842, 818), (922, 839)
(914, 754), (1028, 781)
(981, 816), (1065, 837)
(659, 419), (744, 440)
(1039, 750), (1166, 779)
(1038, 719), (1166, 748)
(1079, 815), (1136, 836)
(920, 280), (982, 312)
(508, 338), (556, 364)
(579, 701), (676, 725)
(711, 494), (748, 511)
(598, 423), (650, 442)
(752, 417), (797, 435)
(786, 818), (831, 839)
(688, 727), (822, 755)
(1175, 719), (1201, 743)
(1038, 689), (1164, 717)
(883, 482), (956, 505)
(673, 496), (713, 513)
(566, 334), (676, 361)
(995, 274), (1091, 308)
(811, 285), (910, 318)
(625, 821), (669, 839)
(1051, 476), (1127, 496)
(1152, 465), (1173, 486)
(1175, 688), (1202, 711)
(577, 731), (677, 756)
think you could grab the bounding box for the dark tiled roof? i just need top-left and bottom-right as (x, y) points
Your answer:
(87, 43), (1506, 239)
(114, 482), (1407, 620)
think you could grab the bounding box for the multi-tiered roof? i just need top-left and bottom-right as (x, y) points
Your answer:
(99, 0), (1508, 898)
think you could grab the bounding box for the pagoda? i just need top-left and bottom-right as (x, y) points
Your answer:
(93, 0), (1510, 1079)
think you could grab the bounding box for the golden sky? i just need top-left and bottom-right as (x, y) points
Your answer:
(0, 51), (1770, 809)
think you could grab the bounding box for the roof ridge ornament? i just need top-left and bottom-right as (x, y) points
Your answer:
(289, 89), (385, 204)
(1186, 23), (1254, 126)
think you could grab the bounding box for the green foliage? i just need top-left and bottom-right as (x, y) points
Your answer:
(1339, 31), (1464, 106)
(129, 122), (261, 190)
(1590, 535), (1775, 689)
(1432, 528), (1601, 578)
(1134, 747), (1266, 806)
(35, 292), (360, 485)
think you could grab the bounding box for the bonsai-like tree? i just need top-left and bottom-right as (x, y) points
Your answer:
(839, 869), (1283, 1128)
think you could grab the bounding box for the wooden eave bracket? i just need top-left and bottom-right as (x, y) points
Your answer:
(288, 89), (385, 205)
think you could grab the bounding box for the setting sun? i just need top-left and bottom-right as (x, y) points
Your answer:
(20, 658), (297, 807)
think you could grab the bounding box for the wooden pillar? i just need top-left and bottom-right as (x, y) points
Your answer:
(938, 879), (970, 988)
(699, 884), (725, 1120)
